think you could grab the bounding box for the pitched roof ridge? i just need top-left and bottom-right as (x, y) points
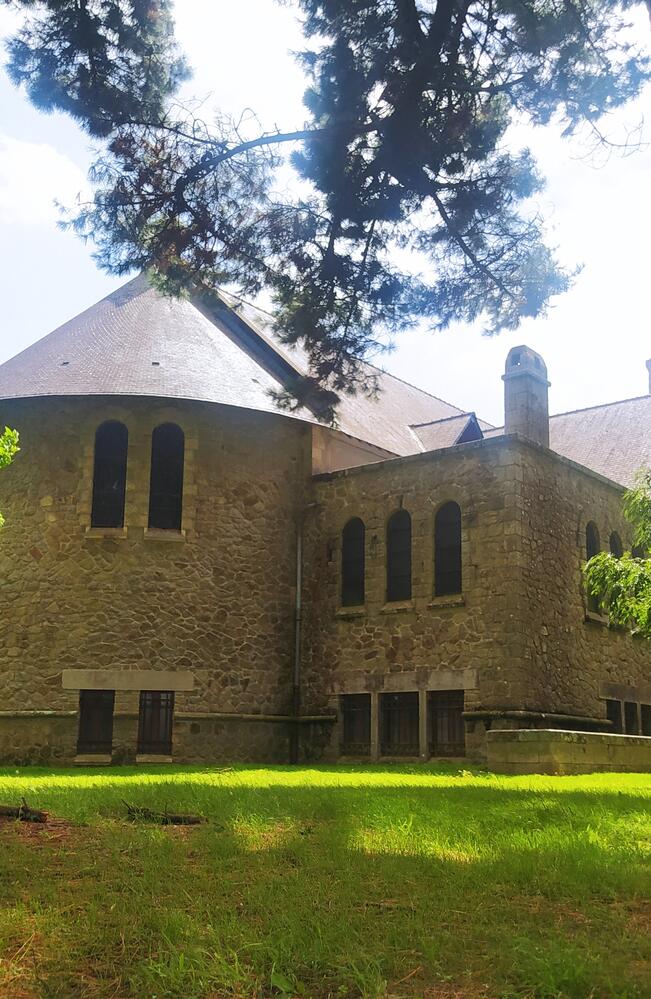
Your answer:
(550, 393), (651, 420)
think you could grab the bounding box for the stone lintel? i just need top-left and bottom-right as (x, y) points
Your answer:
(62, 669), (194, 692)
(334, 668), (477, 695)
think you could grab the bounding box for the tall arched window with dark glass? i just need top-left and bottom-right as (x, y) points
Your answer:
(341, 517), (365, 606)
(435, 501), (462, 596)
(586, 521), (601, 613)
(148, 423), (185, 530)
(386, 509), (411, 602)
(609, 532), (623, 558)
(90, 421), (128, 528)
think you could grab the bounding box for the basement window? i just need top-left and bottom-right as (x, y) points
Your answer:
(340, 694), (371, 756)
(428, 690), (465, 756)
(77, 690), (115, 755)
(380, 691), (419, 756)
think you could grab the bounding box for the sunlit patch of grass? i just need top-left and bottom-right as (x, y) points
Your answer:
(0, 764), (649, 997)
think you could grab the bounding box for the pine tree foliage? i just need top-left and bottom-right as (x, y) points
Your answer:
(0, 427), (19, 528)
(585, 470), (651, 639)
(3, 2), (650, 417)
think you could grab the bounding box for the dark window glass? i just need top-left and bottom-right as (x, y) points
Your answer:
(386, 510), (411, 602)
(641, 704), (651, 737)
(435, 502), (462, 596)
(380, 692), (419, 756)
(586, 522), (601, 613)
(429, 690), (465, 756)
(148, 423), (185, 530)
(609, 532), (623, 558)
(624, 701), (639, 735)
(90, 421), (128, 528)
(632, 545), (646, 559)
(340, 693), (371, 755)
(77, 690), (115, 754)
(341, 518), (365, 606)
(605, 699), (623, 734)
(137, 691), (175, 755)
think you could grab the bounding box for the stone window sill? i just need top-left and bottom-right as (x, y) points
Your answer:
(585, 611), (609, 627)
(380, 600), (415, 615)
(143, 528), (186, 543)
(85, 527), (128, 540)
(428, 594), (465, 610)
(336, 605), (366, 619)
(136, 754), (173, 764)
(74, 754), (112, 766)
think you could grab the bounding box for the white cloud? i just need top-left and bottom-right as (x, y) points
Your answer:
(0, 134), (89, 225)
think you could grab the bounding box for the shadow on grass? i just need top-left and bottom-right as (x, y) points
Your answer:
(0, 766), (649, 997)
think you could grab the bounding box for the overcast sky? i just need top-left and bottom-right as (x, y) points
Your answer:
(0, 1), (649, 425)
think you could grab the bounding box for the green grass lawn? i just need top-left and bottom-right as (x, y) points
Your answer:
(0, 765), (649, 998)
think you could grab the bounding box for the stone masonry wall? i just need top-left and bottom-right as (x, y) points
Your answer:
(300, 434), (649, 759)
(301, 437), (530, 758)
(0, 396), (312, 763)
(515, 439), (650, 719)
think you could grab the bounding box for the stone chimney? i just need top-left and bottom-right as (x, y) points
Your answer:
(646, 359), (651, 394)
(503, 345), (550, 447)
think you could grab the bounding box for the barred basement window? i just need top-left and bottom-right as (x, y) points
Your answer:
(341, 518), (365, 606)
(340, 693), (371, 755)
(428, 690), (465, 756)
(609, 532), (623, 558)
(148, 423), (185, 530)
(90, 421), (128, 528)
(380, 692), (419, 756)
(137, 691), (175, 755)
(77, 689), (115, 755)
(624, 701), (639, 735)
(386, 509), (411, 602)
(585, 521), (601, 613)
(434, 501), (462, 596)
(605, 699), (623, 734)
(641, 704), (651, 737)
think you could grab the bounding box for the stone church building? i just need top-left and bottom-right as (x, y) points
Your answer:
(0, 276), (649, 765)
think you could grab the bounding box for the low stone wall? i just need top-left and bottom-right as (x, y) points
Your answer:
(486, 728), (651, 775)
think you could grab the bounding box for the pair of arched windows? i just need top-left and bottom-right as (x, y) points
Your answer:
(90, 421), (185, 531)
(586, 523), (623, 561)
(341, 502), (462, 606)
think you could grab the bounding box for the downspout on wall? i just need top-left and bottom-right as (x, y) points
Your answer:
(290, 502), (319, 763)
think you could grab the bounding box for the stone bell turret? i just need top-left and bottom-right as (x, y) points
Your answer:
(502, 345), (550, 448)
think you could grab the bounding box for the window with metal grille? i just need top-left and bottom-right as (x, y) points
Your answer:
(585, 521), (601, 613)
(77, 690), (115, 755)
(386, 509), (411, 602)
(434, 502), (462, 596)
(137, 691), (175, 755)
(380, 692), (419, 756)
(340, 693), (371, 755)
(341, 518), (365, 606)
(605, 699), (623, 734)
(609, 532), (623, 558)
(428, 690), (465, 756)
(148, 423), (185, 530)
(624, 701), (639, 735)
(641, 704), (651, 737)
(90, 421), (128, 528)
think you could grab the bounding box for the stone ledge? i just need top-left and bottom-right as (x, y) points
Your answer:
(143, 528), (186, 543)
(74, 754), (111, 766)
(335, 605), (366, 619)
(380, 600), (415, 615)
(427, 594), (465, 610)
(585, 610), (609, 626)
(84, 527), (128, 540)
(136, 754), (173, 764)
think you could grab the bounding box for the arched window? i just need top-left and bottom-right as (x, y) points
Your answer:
(609, 532), (623, 558)
(435, 501), (462, 596)
(586, 522), (600, 613)
(386, 509), (411, 602)
(148, 423), (185, 530)
(341, 517), (365, 606)
(90, 421), (128, 528)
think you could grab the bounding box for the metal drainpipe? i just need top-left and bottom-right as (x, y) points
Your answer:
(290, 503), (317, 764)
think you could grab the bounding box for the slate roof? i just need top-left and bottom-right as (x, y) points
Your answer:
(483, 395), (651, 487)
(410, 413), (484, 451)
(0, 275), (465, 457)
